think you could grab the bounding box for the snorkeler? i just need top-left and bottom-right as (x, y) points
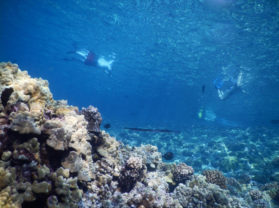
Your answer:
(65, 48), (115, 73)
(214, 66), (245, 100)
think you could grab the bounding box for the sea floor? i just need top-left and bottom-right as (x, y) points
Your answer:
(108, 126), (279, 185)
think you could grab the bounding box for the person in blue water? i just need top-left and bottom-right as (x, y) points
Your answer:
(65, 48), (115, 73)
(214, 66), (245, 100)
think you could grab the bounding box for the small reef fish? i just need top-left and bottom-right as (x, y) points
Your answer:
(103, 123), (111, 129)
(271, 120), (279, 124)
(202, 85), (206, 94)
(163, 152), (174, 160)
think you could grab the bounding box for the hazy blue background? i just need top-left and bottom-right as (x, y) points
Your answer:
(1, 0), (279, 130)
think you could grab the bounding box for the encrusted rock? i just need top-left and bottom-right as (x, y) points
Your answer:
(0, 186), (19, 208)
(1, 151), (12, 161)
(15, 137), (40, 154)
(62, 151), (82, 173)
(43, 108), (94, 181)
(47, 195), (59, 208)
(16, 182), (35, 202)
(51, 170), (83, 207)
(96, 131), (119, 161)
(249, 189), (263, 201)
(0, 167), (12, 190)
(56, 167), (70, 178)
(37, 165), (50, 179)
(120, 144), (162, 171)
(172, 175), (250, 208)
(10, 112), (41, 135)
(261, 182), (279, 203)
(31, 181), (51, 194)
(173, 182), (229, 208)
(43, 119), (70, 151)
(12, 148), (36, 164)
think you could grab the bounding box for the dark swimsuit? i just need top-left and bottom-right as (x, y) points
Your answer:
(84, 51), (97, 66)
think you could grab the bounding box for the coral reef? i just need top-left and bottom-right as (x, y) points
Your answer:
(0, 62), (275, 207)
(114, 125), (279, 186)
(0, 62), (90, 207)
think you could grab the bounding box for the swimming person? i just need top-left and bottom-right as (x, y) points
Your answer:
(65, 48), (115, 73)
(213, 66), (245, 100)
(74, 49), (97, 66)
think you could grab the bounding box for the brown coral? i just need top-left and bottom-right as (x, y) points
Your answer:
(202, 169), (227, 189)
(173, 163), (194, 183)
(249, 189), (263, 201)
(118, 157), (146, 192)
(81, 105), (102, 133)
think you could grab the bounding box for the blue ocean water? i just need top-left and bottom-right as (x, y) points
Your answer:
(1, 0), (279, 129)
(1, 0), (279, 184)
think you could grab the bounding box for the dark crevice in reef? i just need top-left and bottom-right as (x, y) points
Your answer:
(14, 164), (37, 183)
(7, 129), (38, 144)
(1, 87), (14, 107)
(88, 131), (104, 146)
(71, 172), (78, 178)
(22, 193), (48, 208)
(92, 149), (104, 162)
(0, 131), (10, 155)
(68, 147), (76, 152)
(40, 142), (69, 171)
(81, 153), (86, 160)
(78, 181), (89, 192)
(168, 183), (176, 193)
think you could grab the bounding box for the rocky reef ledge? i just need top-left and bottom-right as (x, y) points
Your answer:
(0, 62), (276, 208)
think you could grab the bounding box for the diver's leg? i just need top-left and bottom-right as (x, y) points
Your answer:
(76, 49), (89, 59)
(217, 89), (225, 100)
(236, 71), (243, 87)
(221, 85), (237, 100)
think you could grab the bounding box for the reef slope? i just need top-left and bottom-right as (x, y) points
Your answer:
(0, 62), (275, 208)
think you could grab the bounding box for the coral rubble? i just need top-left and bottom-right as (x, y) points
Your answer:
(0, 62), (275, 207)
